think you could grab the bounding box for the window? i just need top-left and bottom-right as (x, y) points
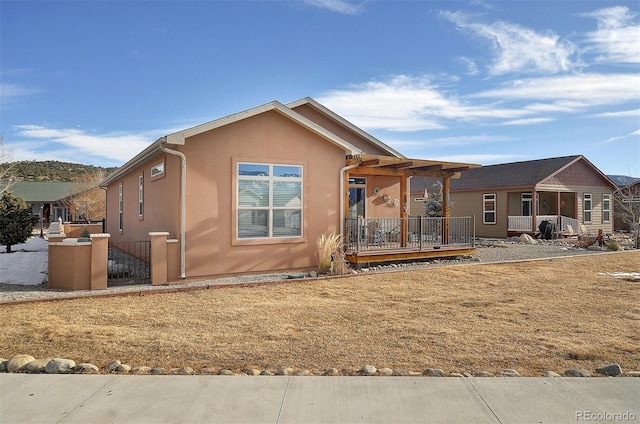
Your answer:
(237, 162), (302, 239)
(138, 175), (144, 217)
(583, 193), (592, 223)
(151, 161), (165, 178)
(521, 193), (532, 216)
(602, 194), (611, 223)
(118, 183), (124, 232)
(483, 194), (496, 224)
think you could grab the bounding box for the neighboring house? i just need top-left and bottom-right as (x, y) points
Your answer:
(410, 155), (617, 239)
(4, 181), (76, 223)
(101, 97), (480, 281)
(614, 179), (640, 233)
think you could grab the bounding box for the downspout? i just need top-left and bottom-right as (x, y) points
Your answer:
(339, 163), (359, 239)
(160, 139), (187, 279)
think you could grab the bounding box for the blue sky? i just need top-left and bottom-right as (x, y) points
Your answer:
(1, 0), (639, 176)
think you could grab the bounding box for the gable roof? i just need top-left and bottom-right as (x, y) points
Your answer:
(450, 155), (616, 191)
(5, 181), (76, 203)
(286, 97), (405, 158)
(103, 98), (381, 187)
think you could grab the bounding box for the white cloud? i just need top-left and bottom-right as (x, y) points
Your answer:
(498, 117), (556, 126)
(0, 82), (41, 108)
(592, 109), (640, 118)
(441, 11), (576, 75)
(597, 129), (640, 145)
(425, 153), (519, 165)
(304, 0), (363, 15)
(582, 6), (640, 64)
(12, 125), (162, 164)
(389, 134), (512, 148)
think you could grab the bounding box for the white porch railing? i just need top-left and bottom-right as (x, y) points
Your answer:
(507, 215), (580, 233)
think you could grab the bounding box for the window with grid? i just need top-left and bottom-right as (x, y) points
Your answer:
(237, 163), (302, 239)
(483, 194), (496, 224)
(602, 194), (610, 223)
(583, 193), (592, 223)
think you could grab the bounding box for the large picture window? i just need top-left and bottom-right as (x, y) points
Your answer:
(483, 194), (496, 224)
(237, 162), (302, 239)
(583, 193), (592, 223)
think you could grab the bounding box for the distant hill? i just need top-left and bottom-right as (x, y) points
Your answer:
(0, 160), (118, 182)
(608, 175), (640, 187)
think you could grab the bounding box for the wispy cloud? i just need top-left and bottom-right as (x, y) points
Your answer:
(441, 11), (576, 75)
(581, 6), (640, 64)
(12, 126), (166, 165)
(592, 109), (640, 118)
(597, 129), (640, 145)
(304, 0), (363, 15)
(426, 153), (519, 165)
(0, 82), (41, 109)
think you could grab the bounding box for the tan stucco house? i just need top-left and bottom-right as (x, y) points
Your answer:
(411, 155), (616, 239)
(101, 98), (479, 281)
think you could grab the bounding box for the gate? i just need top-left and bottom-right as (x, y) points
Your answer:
(108, 241), (151, 285)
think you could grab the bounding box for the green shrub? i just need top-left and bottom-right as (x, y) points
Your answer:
(607, 239), (621, 251)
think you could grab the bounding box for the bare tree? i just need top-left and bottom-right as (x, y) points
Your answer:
(614, 181), (640, 248)
(0, 135), (16, 192)
(61, 170), (107, 223)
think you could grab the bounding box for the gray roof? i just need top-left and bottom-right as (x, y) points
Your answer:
(4, 181), (77, 202)
(451, 155), (582, 190)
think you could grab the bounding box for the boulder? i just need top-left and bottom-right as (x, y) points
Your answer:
(45, 358), (76, 374)
(276, 367), (295, 376)
(474, 371), (494, 377)
(199, 367), (218, 375)
(0, 358), (8, 372)
(564, 369), (591, 377)
(105, 360), (121, 373)
(542, 371), (561, 377)
(378, 368), (393, 376)
(171, 367), (194, 375)
(151, 367), (164, 375)
(260, 370), (274, 376)
(324, 368), (340, 376)
(423, 368), (445, 377)
(116, 364), (132, 373)
(131, 366), (152, 375)
(7, 355), (36, 373)
(500, 369), (521, 377)
(519, 234), (537, 244)
(75, 363), (100, 374)
(595, 364), (622, 377)
(26, 358), (52, 373)
(219, 369), (235, 375)
(360, 365), (377, 376)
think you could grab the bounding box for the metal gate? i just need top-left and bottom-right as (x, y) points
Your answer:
(107, 241), (151, 285)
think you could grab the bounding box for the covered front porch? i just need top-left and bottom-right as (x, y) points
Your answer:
(342, 155), (480, 265)
(507, 190), (579, 237)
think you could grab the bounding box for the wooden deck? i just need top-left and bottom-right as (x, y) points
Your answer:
(346, 245), (477, 266)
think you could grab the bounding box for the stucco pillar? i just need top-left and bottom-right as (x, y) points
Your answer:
(48, 233), (66, 243)
(149, 232), (169, 285)
(90, 233), (110, 290)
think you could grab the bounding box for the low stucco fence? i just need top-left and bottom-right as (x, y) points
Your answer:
(48, 232), (180, 290)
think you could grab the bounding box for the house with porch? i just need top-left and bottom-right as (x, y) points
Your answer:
(410, 155), (616, 239)
(101, 97), (480, 282)
(4, 181), (76, 224)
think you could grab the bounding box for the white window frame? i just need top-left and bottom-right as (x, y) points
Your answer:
(483, 193), (496, 224)
(151, 161), (165, 178)
(118, 183), (124, 232)
(138, 174), (144, 218)
(602, 193), (611, 223)
(236, 162), (303, 240)
(583, 193), (592, 223)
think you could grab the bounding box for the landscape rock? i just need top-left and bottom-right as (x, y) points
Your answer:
(116, 364), (132, 373)
(542, 371), (561, 377)
(519, 234), (537, 244)
(219, 369), (235, 375)
(474, 371), (494, 377)
(276, 367), (294, 376)
(7, 355), (36, 373)
(324, 368), (340, 376)
(260, 370), (274, 376)
(26, 358), (52, 373)
(75, 363), (100, 374)
(392, 369), (407, 376)
(131, 366), (152, 375)
(244, 368), (261, 376)
(105, 360), (122, 373)
(45, 358), (76, 374)
(171, 367), (194, 375)
(0, 359), (8, 372)
(450, 373), (464, 377)
(151, 367), (164, 375)
(500, 369), (521, 377)
(295, 370), (311, 376)
(361, 365), (377, 376)
(200, 367), (218, 375)
(378, 368), (393, 376)
(565, 369), (591, 377)
(423, 368), (445, 377)
(626, 371), (640, 377)
(309, 271), (318, 278)
(595, 364), (622, 376)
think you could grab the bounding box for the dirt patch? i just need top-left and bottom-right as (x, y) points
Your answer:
(1, 252), (638, 376)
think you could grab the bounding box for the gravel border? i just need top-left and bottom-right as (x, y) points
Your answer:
(0, 239), (632, 304)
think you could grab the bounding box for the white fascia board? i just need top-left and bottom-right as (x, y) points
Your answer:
(287, 97), (406, 158)
(164, 100), (361, 155)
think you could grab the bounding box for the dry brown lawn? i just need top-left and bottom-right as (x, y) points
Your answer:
(1, 252), (639, 376)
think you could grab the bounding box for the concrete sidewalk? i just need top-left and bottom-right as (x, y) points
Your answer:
(1, 375), (638, 423)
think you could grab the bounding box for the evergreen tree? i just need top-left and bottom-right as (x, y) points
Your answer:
(424, 181), (444, 217)
(0, 191), (38, 253)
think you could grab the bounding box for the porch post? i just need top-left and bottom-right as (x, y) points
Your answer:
(532, 188), (537, 235)
(400, 176), (408, 247)
(442, 176), (450, 245)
